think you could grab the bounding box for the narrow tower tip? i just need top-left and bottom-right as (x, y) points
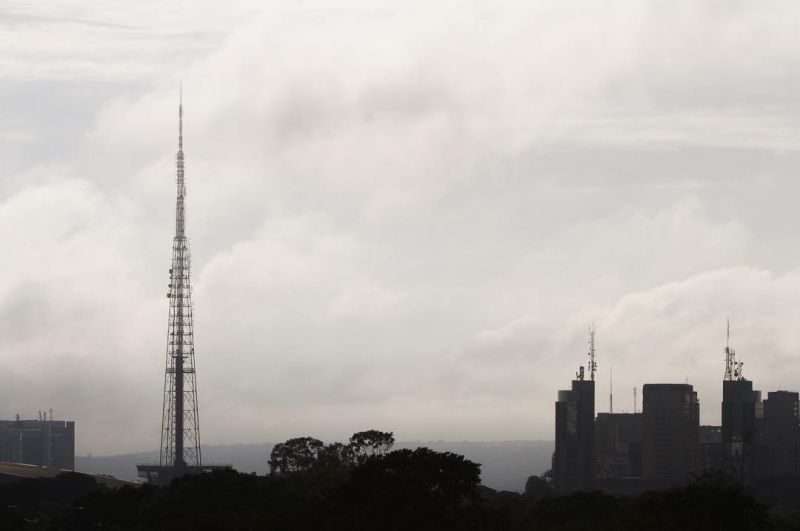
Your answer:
(178, 85), (183, 151)
(588, 323), (597, 382)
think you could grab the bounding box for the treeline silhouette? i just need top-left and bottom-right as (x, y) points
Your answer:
(2, 430), (800, 530)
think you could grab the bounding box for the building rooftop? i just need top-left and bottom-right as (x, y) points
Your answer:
(0, 462), (132, 488)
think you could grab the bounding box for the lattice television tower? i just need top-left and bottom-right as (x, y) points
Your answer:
(137, 93), (229, 485)
(159, 91), (201, 470)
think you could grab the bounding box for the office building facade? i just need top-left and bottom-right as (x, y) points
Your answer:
(642, 384), (700, 485)
(554, 379), (595, 492)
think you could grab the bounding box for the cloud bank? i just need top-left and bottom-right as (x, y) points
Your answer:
(1, 1), (800, 454)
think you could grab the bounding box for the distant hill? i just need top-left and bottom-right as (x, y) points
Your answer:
(76, 440), (553, 492)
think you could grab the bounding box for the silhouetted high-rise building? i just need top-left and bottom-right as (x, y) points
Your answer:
(0, 416), (74, 470)
(720, 320), (762, 480)
(699, 425), (723, 472)
(760, 391), (800, 477)
(721, 379), (761, 479)
(642, 384), (700, 486)
(596, 413), (642, 479)
(554, 378), (595, 492)
(553, 327), (598, 493)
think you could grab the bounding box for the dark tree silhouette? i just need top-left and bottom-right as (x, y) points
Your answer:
(629, 470), (769, 531)
(524, 474), (554, 499)
(532, 491), (622, 531)
(317, 441), (354, 472)
(1, 450), (792, 530)
(268, 430), (395, 474)
(269, 436), (325, 474)
(339, 447), (482, 530)
(348, 430), (395, 464)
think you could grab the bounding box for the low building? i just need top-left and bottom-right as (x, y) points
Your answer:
(0, 417), (75, 470)
(596, 413), (642, 479)
(699, 425), (723, 471)
(0, 462), (129, 488)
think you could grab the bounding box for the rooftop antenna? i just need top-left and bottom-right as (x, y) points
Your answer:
(609, 366), (613, 414)
(588, 323), (597, 381)
(737, 346), (744, 381)
(633, 387), (637, 414)
(724, 317), (736, 381)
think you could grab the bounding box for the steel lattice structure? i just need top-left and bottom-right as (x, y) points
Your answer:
(159, 96), (202, 470)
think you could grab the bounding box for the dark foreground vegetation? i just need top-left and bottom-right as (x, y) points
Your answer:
(3, 431), (800, 530)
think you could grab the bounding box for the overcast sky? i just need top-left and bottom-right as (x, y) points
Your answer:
(2, 1), (800, 455)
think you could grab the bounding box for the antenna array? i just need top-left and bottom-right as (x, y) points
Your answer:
(588, 323), (597, 381)
(724, 318), (744, 381)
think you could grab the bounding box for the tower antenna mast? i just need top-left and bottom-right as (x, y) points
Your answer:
(609, 366), (613, 413)
(588, 323), (597, 381)
(724, 317), (743, 381)
(137, 90), (231, 485)
(160, 89), (201, 471)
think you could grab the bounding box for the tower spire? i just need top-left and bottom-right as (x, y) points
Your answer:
(588, 323), (597, 382)
(609, 366), (613, 414)
(724, 317), (741, 381)
(179, 83), (183, 152)
(159, 93), (201, 470)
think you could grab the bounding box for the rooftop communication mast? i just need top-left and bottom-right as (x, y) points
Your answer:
(588, 323), (597, 381)
(576, 323), (598, 382)
(724, 318), (744, 381)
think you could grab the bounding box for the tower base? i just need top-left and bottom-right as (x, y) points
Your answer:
(136, 464), (232, 486)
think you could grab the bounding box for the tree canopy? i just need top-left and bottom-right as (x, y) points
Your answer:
(268, 430), (395, 475)
(268, 436), (325, 474)
(1, 434), (795, 530)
